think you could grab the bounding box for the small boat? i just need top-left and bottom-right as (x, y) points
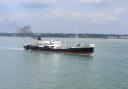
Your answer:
(24, 36), (94, 55)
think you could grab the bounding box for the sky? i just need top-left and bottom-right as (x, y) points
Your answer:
(0, 0), (128, 34)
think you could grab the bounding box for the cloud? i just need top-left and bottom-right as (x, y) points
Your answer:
(1, 0), (57, 11)
(46, 8), (128, 24)
(78, 0), (128, 8)
(20, 0), (57, 8)
(21, 2), (49, 9)
(0, 0), (128, 33)
(78, 0), (112, 5)
(78, 0), (102, 5)
(6, 0), (57, 4)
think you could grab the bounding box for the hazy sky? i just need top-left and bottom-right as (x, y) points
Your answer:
(0, 0), (128, 34)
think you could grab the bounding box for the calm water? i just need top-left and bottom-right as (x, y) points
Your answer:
(0, 37), (128, 89)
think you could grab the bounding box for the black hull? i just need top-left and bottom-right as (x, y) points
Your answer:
(24, 45), (94, 54)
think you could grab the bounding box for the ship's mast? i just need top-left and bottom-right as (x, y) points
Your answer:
(75, 28), (79, 44)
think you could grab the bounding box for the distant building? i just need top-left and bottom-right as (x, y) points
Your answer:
(119, 36), (128, 39)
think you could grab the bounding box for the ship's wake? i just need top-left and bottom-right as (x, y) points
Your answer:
(0, 47), (24, 51)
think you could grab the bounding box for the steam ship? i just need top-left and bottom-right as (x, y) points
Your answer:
(24, 37), (94, 55)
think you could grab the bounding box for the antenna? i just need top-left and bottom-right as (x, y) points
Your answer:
(75, 28), (79, 44)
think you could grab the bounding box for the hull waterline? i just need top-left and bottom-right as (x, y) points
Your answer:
(24, 45), (94, 55)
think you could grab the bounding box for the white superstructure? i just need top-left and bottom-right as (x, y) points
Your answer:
(25, 39), (62, 49)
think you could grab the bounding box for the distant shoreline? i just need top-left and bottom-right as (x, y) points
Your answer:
(0, 33), (128, 39)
